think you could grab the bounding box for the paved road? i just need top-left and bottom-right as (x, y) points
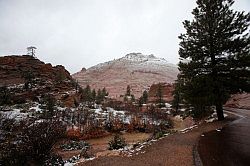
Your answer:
(198, 108), (250, 166)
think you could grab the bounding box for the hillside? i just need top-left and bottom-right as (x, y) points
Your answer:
(148, 83), (174, 103)
(72, 53), (179, 99)
(0, 55), (77, 107)
(225, 93), (250, 109)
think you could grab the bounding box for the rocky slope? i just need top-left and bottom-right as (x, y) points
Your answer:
(72, 53), (179, 99)
(0, 55), (78, 107)
(0, 55), (72, 85)
(148, 83), (174, 103)
(225, 93), (250, 109)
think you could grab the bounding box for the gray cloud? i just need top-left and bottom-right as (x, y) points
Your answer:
(0, 0), (249, 73)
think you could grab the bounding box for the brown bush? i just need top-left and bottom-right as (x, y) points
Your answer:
(81, 130), (110, 140)
(66, 129), (81, 140)
(0, 120), (66, 165)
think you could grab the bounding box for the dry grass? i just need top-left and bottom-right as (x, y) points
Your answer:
(53, 132), (151, 160)
(88, 132), (151, 145)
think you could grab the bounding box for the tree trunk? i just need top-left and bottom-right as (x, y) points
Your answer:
(216, 103), (224, 121)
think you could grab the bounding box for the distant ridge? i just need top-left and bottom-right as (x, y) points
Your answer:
(72, 53), (179, 99)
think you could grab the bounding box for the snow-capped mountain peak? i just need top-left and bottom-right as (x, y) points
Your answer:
(72, 53), (179, 98)
(122, 53), (159, 61)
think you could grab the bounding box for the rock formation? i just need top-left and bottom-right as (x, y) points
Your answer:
(225, 93), (250, 109)
(72, 53), (179, 99)
(0, 55), (77, 107)
(148, 83), (174, 103)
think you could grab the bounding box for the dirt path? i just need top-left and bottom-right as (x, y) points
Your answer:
(78, 116), (236, 166)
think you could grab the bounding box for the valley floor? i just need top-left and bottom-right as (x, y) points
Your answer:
(78, 115), (236, 166)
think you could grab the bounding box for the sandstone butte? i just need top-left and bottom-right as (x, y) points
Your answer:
(0, 55), (78, 107)
(72, 53), (179, 100)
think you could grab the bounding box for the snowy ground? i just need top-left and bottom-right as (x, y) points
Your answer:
(205, 110), (228, 123)
(0, 109), (28, 120)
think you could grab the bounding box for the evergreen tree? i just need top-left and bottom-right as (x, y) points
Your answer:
(138, 90), (148, 107)
(96, 89), (103, 104)
(73, 79), (79, 93)
(55, 71), (66, 84)
(123, 96), (128, 102)
(178, 0), (250, 120)
(0, 86), (11, 105)
(138, 97), (143, 107)
(131, 94), (135, 102)
(156, 84), (164, 106)
(41, 95), (56, 120)
(108, 134), (126, 150)
(142, 90), (148, 103)
(172, 75), (185, 112)
(102, 87), (109, 97)
(23, 71), (35, 90)
(91, 89), (96, 101)
(126, 85), (131, 96)
(83, 85), (92, 102)
(94, 87), (109, 104)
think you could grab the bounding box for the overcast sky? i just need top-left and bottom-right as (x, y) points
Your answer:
(0, 0), (249, 73)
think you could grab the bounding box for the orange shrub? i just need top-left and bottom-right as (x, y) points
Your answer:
(66, 129), (81, 140)
(80, 129), (110, 140)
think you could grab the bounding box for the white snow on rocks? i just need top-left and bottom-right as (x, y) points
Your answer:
(0, 109), (28, 120)
(180, 125), (198, 133)
(205, 110), (228, 123)
(87, 53), (178, 79)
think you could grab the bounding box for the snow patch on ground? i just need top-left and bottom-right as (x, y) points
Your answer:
(118, 133), (172, 157)
(174, 115), (183, 121)
(205, 118), (216, 123)
(205, 110), (228, 123)
(92, 107), (130, 123)
(180, 125), (198, 133)
(179, 108), (186, 112)
(0, 109), (28, 120)
(29, 104), (42, 112)
(64, 162), (74, 166)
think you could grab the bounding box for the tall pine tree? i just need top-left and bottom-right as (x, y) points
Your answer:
(178, 0), (250, 120)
